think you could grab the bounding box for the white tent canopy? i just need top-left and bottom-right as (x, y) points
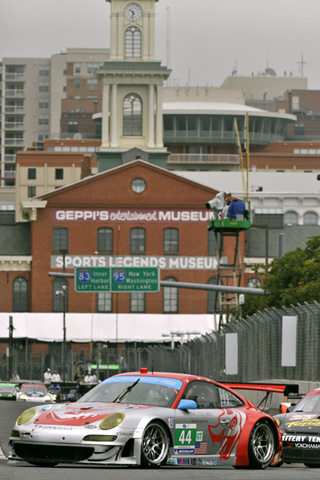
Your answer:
(0, 313), (215, 343)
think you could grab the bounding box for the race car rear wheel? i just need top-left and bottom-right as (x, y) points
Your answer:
(141, 421), (169, 467)
(248, 420), (275, 469)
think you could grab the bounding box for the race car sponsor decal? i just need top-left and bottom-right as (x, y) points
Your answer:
(103, 375), (183, 390)
(168, 417), (175, 429)
(286, 419), (320, 428)
(33, 425), (73, 431)
(167, 458), (178, 465)
(208, 409), (245, 462)
(202, 460), (218, 466)
(289, 415), (316, 420)
(283, 435), (320, 443)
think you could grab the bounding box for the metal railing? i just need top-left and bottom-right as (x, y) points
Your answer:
(167, 154), (240, 164)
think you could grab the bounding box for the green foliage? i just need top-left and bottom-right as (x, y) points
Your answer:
(242, 236), (320, 316)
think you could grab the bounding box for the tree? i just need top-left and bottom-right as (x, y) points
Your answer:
(242, 236), (320, 317)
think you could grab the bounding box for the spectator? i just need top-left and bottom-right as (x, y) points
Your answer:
(11, 371), (20, 382)
(44, 368), (52, 384)
(52, 369), (61, 382)
(84, 370), (94, 383)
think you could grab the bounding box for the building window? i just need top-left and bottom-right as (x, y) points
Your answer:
(87, 79), (98, 91)
(28, 168), (36, 180)
(163, 228), (179, 254)
(39, 82), (49, 92)
(75, 78), (81, 90)
(39, 98), (49, 109)
(39, 65), (50, 76)
(52, 278), (68, 313)
(130, 292), (145, 313)
(163, 277), (178, 313)
(284, 211), (298, 225)
(68, 121), (78, 133)
(27, 186), (36, 198)
(130, 228), (145, 254)
(38, 114), (49, 125)
(304, 211), (318, 225)
(131, 178), (146, 193)
(87, 62), (99, 73)
(97, 292), (113, 312)
(207, 277), (219, 313)
(55, 168), (63, 180)
(123, 94), (142, 136)
(98, 228), (113, 252)
(125, 26), (141, 58)
(52, 227), (68, 252)
(74, 63), (81, 74)
(12, 277), (28, 312)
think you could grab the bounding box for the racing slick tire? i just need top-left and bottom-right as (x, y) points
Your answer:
(141, 421), (170, 467)
(247, 419), (276, 469)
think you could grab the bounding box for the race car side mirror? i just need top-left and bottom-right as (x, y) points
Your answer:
(177, 399), (197, 410)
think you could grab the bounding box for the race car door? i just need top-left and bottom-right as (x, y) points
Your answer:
(173, 381), (246, 465)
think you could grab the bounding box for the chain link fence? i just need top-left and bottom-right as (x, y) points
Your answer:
(2, 302), (320, 383)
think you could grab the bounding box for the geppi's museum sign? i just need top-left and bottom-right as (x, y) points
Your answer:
(51, 208), (214, 223)
(51, 255), (221, 270)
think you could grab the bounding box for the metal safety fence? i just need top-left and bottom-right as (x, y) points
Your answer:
(1, 302), (320, 383)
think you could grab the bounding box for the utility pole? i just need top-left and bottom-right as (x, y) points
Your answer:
(8, 316), (14, 380)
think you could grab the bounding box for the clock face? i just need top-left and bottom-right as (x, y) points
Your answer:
(125, 3), (142, 21)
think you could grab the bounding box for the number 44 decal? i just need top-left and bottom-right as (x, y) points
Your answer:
(174, 424), (197, 446)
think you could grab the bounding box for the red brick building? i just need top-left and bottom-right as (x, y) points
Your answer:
(17, 160), (244, 315)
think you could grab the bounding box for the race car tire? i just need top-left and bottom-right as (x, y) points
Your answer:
(248, 420), (275, 469)
(141, 421), (170, 467)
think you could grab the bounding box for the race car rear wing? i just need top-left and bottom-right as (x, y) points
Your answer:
(222, 382), (300, 412)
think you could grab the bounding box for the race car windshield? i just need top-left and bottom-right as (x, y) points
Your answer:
(21, 385), (47, 396)
(79, 376), (181, 407)
(292, 394), (320, 413)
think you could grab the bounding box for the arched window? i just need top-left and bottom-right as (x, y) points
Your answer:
(284, 211), (298, 225)
(304, 211), (318, 225)
(130, 227), (146, 254)
(52, 227), (68, 252)
(52, 278), (68, 313)
(125, 26), (141, 58)
(207, 277), (219, 314)
(163, 277), (178, 313)
(123, 94), (142, 136)
(163, 228), (179, 254)
(98, 228), (113, 252)
(12, 277), (28, 312)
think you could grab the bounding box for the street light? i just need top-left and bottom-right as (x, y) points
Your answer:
(56, 284), (67, 382)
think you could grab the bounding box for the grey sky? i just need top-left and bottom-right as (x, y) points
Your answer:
(2, 0), (320, 88)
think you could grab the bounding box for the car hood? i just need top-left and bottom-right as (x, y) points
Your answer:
(32, 402), (155, 427)
(282, 412), (320, 433)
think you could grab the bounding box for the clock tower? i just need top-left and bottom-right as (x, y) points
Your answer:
(96, 0), (171, 171)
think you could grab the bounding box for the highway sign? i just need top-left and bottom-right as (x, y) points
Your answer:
(74, 267), (110, 292)
(111, 267), (159, 292)
(74, 267), (159, 292)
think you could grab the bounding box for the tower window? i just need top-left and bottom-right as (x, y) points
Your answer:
(125, 26), (141, 58)
(123, 94), (142, 136)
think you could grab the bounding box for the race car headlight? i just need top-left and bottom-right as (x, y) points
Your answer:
(19, 393), (27, 399)
(17, 408), (37, 426)
(100, 412), (125, 430)
(44, 394), (51, 400)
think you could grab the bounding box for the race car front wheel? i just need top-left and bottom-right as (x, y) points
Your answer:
(248, 420), (275, 469)
(141, 421), (169, 467)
